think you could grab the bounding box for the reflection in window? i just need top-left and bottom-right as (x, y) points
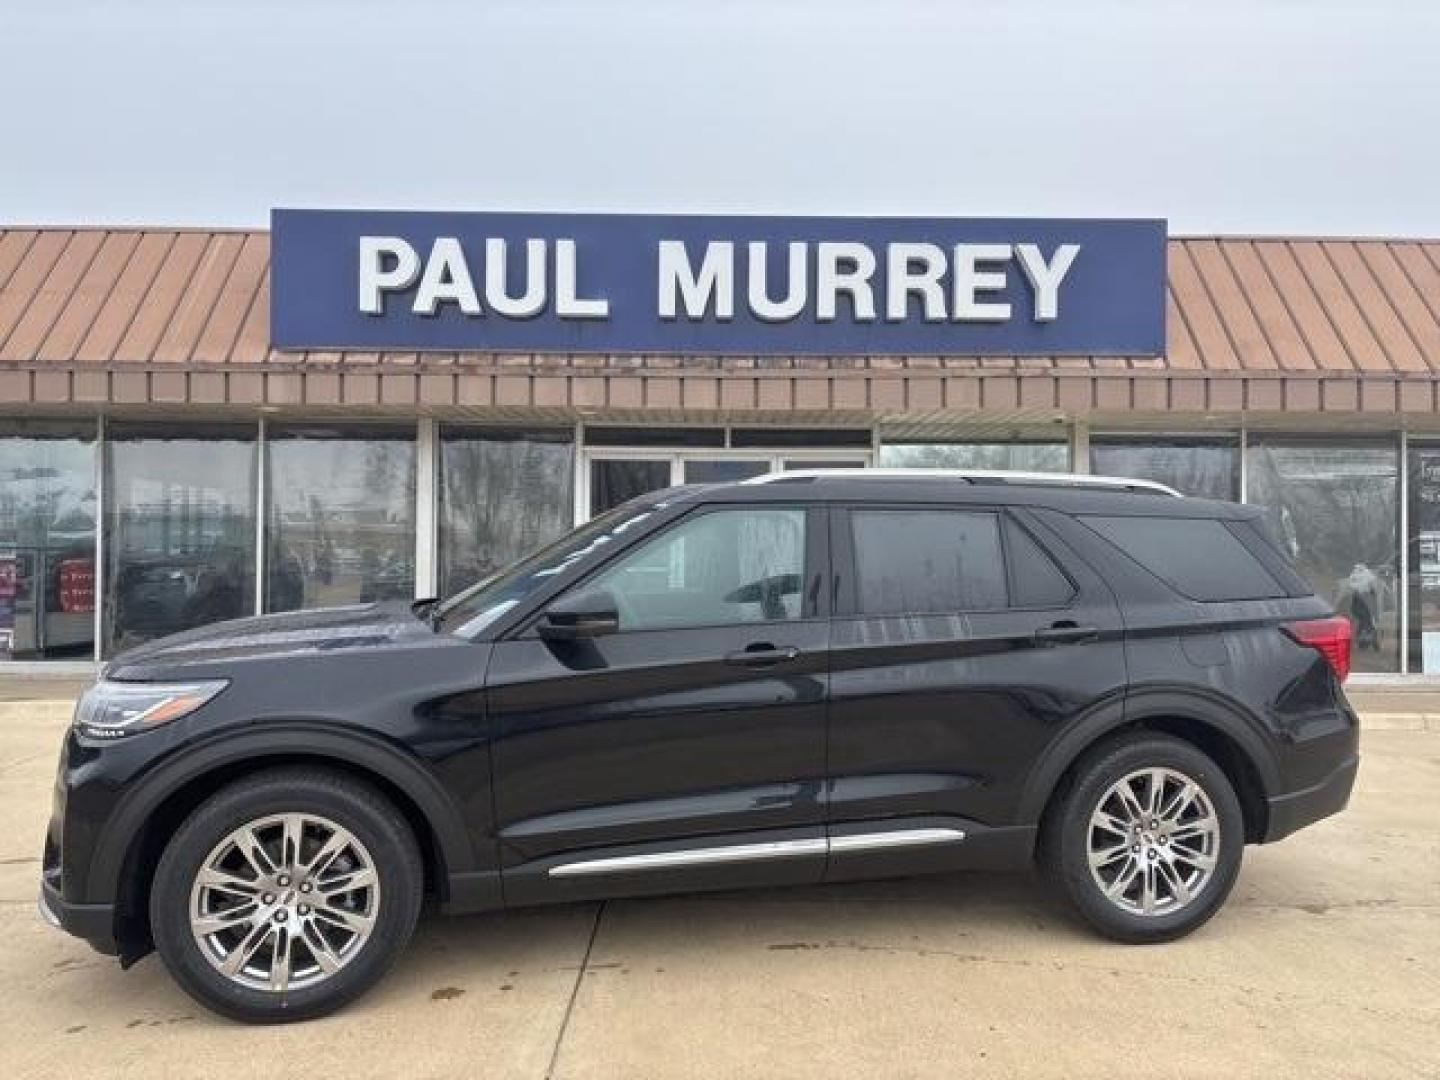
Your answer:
(1246, 438), (1399, 673)
(590, 459), (670, 515)
(590, 508), (807, 630)
(782, 459), (866, 471)
(439, 427), (574, 598)
(0, 421), (96, 660)
(1083, 516), (1284, 601)
(879, 442), (1069, 472)
(1407, 444), (1440, 672)
(104, 424), (256, 656)
(265, 426), (415, 612)
(1090, 437), (1239, 500)
(436, 502), (654, 638)
(853, 510), (1007, 614)
(682, 459), (769, 484)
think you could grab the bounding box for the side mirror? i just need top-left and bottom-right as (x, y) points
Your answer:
(538, 587), (620, 641)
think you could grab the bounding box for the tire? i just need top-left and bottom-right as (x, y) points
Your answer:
(1039, 733), (1244, 943)
(150, 767), (423, 1022)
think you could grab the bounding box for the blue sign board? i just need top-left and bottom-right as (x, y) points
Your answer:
(271, 209), (1166, 356)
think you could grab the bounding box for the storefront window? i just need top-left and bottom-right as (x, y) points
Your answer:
(682, 459), (769, 483)
(1406, 443), (1440, 673)
(1246, 437), (1399, 673)
(878, 442), (1069, 472)
(265, 425), (415, 612)
(782, 459), (866, 471)
(1090, 437), (1239, 500)
(586, 448), (874, 519)
(0, 421), (96, 660)
(104, 423), (256, 656)
(438, 427), (574, 598)
(590, 459), (671, 516)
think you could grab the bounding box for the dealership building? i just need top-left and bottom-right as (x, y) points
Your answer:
(1, 213), (1439, 679)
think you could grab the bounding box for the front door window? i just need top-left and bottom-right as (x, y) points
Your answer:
(588, 508), (807, 631)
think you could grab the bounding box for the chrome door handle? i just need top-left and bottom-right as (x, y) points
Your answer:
(725, 645), (801, 667)
(1032, 623), (1099, 646)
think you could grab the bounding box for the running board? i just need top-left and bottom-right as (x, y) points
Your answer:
(547, 827), (966, 878)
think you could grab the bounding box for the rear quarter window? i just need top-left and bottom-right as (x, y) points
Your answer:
(1081, 515), (1287, 601)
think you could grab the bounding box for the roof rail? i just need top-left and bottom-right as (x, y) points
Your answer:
(741, 468), (1183, 497)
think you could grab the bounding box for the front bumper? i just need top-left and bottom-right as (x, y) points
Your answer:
(40, 723), (136, 957)
(39, 879), (118, 954)
(1262, 754), (1359, 843)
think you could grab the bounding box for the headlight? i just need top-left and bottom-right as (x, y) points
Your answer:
(73, 679), (228, 740)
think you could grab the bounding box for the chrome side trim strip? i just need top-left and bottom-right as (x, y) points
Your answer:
(548, 838), (827, 878)
(546, 827), (966, 878)
(828, 827), (967, 853)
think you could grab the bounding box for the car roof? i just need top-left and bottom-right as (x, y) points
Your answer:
(647, 471), (1258, 520)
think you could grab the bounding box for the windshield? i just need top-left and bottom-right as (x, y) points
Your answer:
(433, 502), (661, 638)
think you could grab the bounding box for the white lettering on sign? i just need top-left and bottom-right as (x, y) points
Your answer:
(554, 239), (608, 319)
(358, 237), (421, 315)
(485, 238), (547, 319)
(414, 237), (481, 315)
(658, 240), (734, 320)
(1015, 243), (1080, 322)
(358, 237), (1082, 324)
(748, 241), (808, 323)
(886, 243), (948, 322)
(816, 242), (878, 322)
(952, 244), (1013, 321)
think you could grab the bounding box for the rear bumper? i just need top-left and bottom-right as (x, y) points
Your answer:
(1262, 755), (1359, 843)
(39, 879), (118, 955)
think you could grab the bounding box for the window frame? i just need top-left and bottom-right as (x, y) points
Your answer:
(513, 502), (830, 639)
(831, 503), (1078, 619)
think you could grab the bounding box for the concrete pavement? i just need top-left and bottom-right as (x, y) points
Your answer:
(1, 702), (1436, 1079)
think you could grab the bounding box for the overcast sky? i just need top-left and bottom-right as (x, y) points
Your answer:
(2, 0), (1436, 236)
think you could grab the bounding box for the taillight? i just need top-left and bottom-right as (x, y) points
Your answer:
(1283, 616), (1353, 683)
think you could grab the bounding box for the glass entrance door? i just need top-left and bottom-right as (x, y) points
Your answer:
(582, 448), (869, 520)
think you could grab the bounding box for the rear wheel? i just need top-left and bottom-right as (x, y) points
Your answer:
(1040, 734), (1244, 942)
(150, 768), (422, 1022)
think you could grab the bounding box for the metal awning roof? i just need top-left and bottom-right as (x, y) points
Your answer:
(2, 228), (1439, 419)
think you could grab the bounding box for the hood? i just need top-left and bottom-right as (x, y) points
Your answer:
(107, 600), (434, 677)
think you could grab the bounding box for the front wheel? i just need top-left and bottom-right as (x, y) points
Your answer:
(1040, 734), (1245, 943)
(150, 768), (423, 1022)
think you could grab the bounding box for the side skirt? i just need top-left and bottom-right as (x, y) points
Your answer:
(489, 818), (1038, 909)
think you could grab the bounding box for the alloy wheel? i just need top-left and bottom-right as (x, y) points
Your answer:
(1086, 767), (1221, 917)
(188, 812), (380, 993)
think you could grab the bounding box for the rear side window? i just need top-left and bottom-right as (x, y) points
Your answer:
(1005, 519), (1076, 607)
(852, 509), (1007, 615)
(1082, 515), (1286, 601)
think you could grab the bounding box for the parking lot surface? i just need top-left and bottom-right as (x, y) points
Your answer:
(2, 702), (1436, 1079)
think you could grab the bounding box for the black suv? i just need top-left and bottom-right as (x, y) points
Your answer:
(40, 471), (1359, 1022)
